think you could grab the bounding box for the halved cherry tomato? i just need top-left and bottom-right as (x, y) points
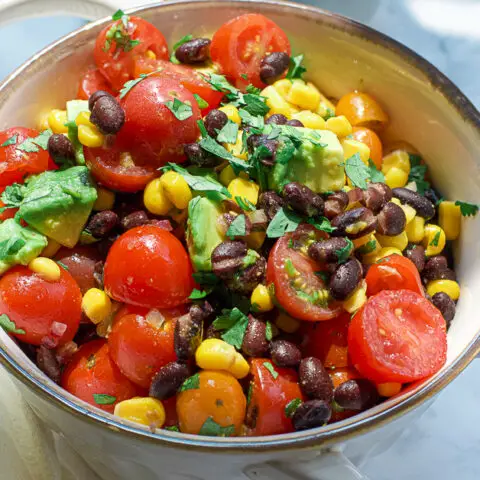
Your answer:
(0, 266), (81, 346)
(247, 359), (303, 436)
(351, 126), (383, 169)
(365, 254), (423, 297)
(61, 339), (140, 413)
(348, 289), (447, 383)
(77, 68), (115, 100)
(94, 15), (168, 90)
(329, 367), (362, 422)
(336, 92), (388, 131)
(0, 200), (17, 221)
(104, 225), (195, 309)
(210, 13), (291, 89)
(266, 228), (342, 321)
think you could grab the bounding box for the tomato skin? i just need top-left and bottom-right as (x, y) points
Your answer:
(77, 68), (115, 100)
(366, 254), (424, 297)
(104, 226), (195, 309)
(61, 339), (140, 413)
(210, 13), (291, 89)
(94, 16), (168, 91)
(247, 359), (303, 436)
(0, 266), (81, 346)
(336, 92), (388, 131)
(348, 290), (447, 384)
(351, 127), (383, 169)
(0, 200), (17, 221)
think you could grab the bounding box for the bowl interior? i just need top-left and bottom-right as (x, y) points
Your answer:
(0, 0), (479, 448)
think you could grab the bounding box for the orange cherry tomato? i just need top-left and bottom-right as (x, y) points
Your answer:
(177, 370), (246, 436)
(351, 126), (383, 169)
(77, 68), (115, 100)
(336, 91), (388, 131)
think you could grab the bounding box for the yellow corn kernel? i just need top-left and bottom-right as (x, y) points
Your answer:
(273, 78), (293, 99)
(399, 202), (416, 224)
(93, 187), (115, 211)
(219, 165), (237, 187)
(353, 233), (373, 249)
(376, 231), (409, 252)
(144, 178), (174, 215)
(195, 338), (236, 371)
(422, 224), (446, 257)
(75, 110), (93, 127)
(377, 382), (402, 397)
(41, 238), (62, 258)
(82, 288), (112, 325)
(225, 132), (247, 160)
(218, 104), (241, 125)
(382, 150), (411, 175)
(78, 124), (104, 148)
(114, 397), (165, 429)
(286, 80), (321, 111)
(384, 167), (408, 189)
(343, 280), (367, 313)
(160, 171), (192, 210)
(275, 312), (300, 334)
(438, 201), (461, 240)
(251, 284), (274, 312)
(356, 235), (381, 256)
(369, 247), (403, 264)
(327, 116), (353, 138)
(405, 216), (425, 244)
(291, 110), (326, 130)
(246, 231), (266, 250)
(145, 49), (156, 60)
(228, 178), (259, 206)
(230, 352), (250, 379)
(28, 257), (61, 281)
(316, 93), (336, 119)
(37, 112), (50, 131)
(427, 279), (460, 301)
(342, 138), (370, 165)
(47, 109), (68, 134)
(262, 85), (299, 119)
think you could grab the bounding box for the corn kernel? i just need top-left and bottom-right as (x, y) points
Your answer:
(422, 224), (446, 257)
(405, 216), (425, 243)
(438, 201), (461, 240)
(343, 280), (367, 313)
(160, 171), (192, 210)
(225, 131), (247, 160)
(251, 284), (274, 312)
(400, 203), (416, 224)
(37, 112), (50, 131)
(144, 178), (174, 215)
(78, 124), (104, 148)
(376, 231), (408, 252)
(93, 187), (115, 211)
(426, 279), (460, 301)
(286, 80), (321, 111)
(384, 167), (408, 189)
(145, 49), (156, 60)
(316, 92), (336, 119)
(230, 352), (250, 379)
(219, 165), (237, 186)
(291, 110), (326, 130)
(246, 231), (266, 250)
(370, 247), (403, 263)
(41, 238), (62, 258)
(275, 312), (300, 334)
(377, 382), (402, 397)
(218, 105), (241, 125)
(82, 288), (112, 325)
(75, 110), (93, 127)
(342, 138), (370, 165)
(327, 116), (353, 138)
(114, 397), (165, 429)
(28, 257), (61, 281)
(195, 338), (236, 371)
(228, 178), (259, 206)
(273, 78), (292, 99)
(261, 85), (299, 119)
(382, 150), (411, 175)
(47, 109), (68, 134)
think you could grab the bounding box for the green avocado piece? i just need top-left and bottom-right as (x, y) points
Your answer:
(186, 196), (224, 272)
(269, 128), (345, 194)
(17, 166), (97, 248)
(0, 219), (47, 274)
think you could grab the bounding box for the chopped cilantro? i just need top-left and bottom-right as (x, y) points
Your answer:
(274, 137), (296, 165)
(119, 69), (163, 99)
(246, 84), (262, 95)
(1, 135), (17, 147)
(242, 249), (259, 268)
(285, 398), (302, 418)
(358, 239), (376, 255)
(56, 261), (69, 271)
(344, 153), (369, 189)
(0, 314), (25, 335)
(408, 154), (430, 194)
(429, 230), (441, 247)
(212, 308), (249, 349)
(16, 129), (52, 153)
(199, 135), (249, 174)
(226, 214), (246, 239)
(241, 94), (270, 117)
(0, 237), (26, 257)
(164, 98), (193, 121)
(193, 93), (209, 109)
(235, 196), (256, 212)
(247, 382), (253, 405)
(286, 54), (307, 80)
(93, 394), (116, 405)
(263, 361), (279, 380)
(266, 207), (302, 238)
(164, 425), (180, 432)
(198, 417), (235, 437)
(367, 159), (385, 183)
(216, 120), (239, 144)
(103, 12), (140, 53)
(284, 258), (297, 278)
(314, 271), (330, 284)
(179, 373), (200, 392)
(335, 238), (354, 264)
(170, 34), (193, 63)
(192, 272), (220, 285)
(265, 321), (274, 341)
(306, 216), (335, 233)
(188, 288), (210, 300)
(203, 73), (238, 95)
(238, 109), (265, 130)
(455, 201), (479, 217)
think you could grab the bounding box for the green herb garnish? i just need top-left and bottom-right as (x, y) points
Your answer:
(188, 288), (210, 300)
(263, 361), (279, 380)
(16, 129), (52, 153)
(235, 196), (256, 212)
(265, 321), (274, 341)
(455, 201), (479, 217)
(286, 54), (307, 80)
(0, 314), (25, 335)
(212, 308), (249, 349)
(285, 398), (302, 418)
(429, 230), (441, 247)
(408, 154), (430, 195)
(198, 417), (235, 437)
(226, 214), (247, 239)
(216, 120), (239, 144)
(170, 34), (193, 63)
(93, 394), (116, 405)
(266, 207), (302, 238)
(193, 93), (209, 110)
(335, 238), (354, 264)
(179, 373), (200, 392)
(344, 153), (369, 189)
(1, 135), (17, 147)
(164, 98), (193, 121)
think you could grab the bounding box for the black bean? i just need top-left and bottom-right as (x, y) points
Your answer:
(265, 114), (288, 125)
(431, 292), (456, 325)
(299, 357), (334, 402)
(242, 315), (269, 357)
(376, 202), (406, 236)
(96, 234), (119, 258)
(204, 109), (228, 138)
(334, 379), (379, 410)
(93, 261), (104, 289)
(175, 38), (211, 64)
(211, 241), (247, 278)
(331, 207), (377, 239)
(190, 301), (214, 323)
(347, 187), (364, 207)
(205, 324), (221, 339)
(392, 188), (435, 220)
(121, 210), (150, 231)
(270, 340), (301, 368)
(424, 188), (441, 206)
(86, 210), (118, 238)
(226, 256), (267, 294)
(422, 256), (456, 283)
(184, 143), (218, 167)
(404, 245), (426, 272)
(47, 134), (74, 163)
(36, 345), (61, 383)
(324, 191), (349, 219)
(292, 400), (332, 431)
(90, 93), (125, 134)
(88, 90), (111, 111)
(362, 183), (392, 213)
(285, 119), (304, 127)
(283, 182), (324, 217)
(174, 312), (203, 362)
(258, 191), (284, 221)
(260, 52), (290, 84)
(149, 361), (190, 400)
(308, 237), (353, 264)
(329, 258), (362, 300)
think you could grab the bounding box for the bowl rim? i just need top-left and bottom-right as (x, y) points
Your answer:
(1, 0), (480, 453)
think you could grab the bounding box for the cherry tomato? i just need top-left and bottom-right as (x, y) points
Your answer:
(336, 91), (388, 131)
(365, 254), (423, 297)
(247, 359), (303, 436)
(348, 289), (447, 383)
(329, 367), (362, 422)
(116, 76), (201, 167)
(210, 13), (291, 89)
(266, 228), (342, 321)
(94, 15), (168, 91)
(0, 200), (17, 221)
(77, 68), (115, 100)
(0, 127), (51, 190)
(104, 225), (195, 309)
(301, 312), (350, 368)
(177, 370), (246, 435)
(0, 266), (81, 346)
(61, 339), (140, 413)
(351, 126), (383, 169)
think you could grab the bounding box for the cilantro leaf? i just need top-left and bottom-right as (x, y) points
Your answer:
(170, 34), (193, 63)
(263, 361), (279, 380)
(241, 94), (270, 117)
(357, 239), (377, 255)
(0, 314), (25, 335)
(306, 216), (335, 233)
(367, 159), (385, 183)
(193, 93), (209, 110)
(235, 196), (256, 212)
(203, 73), (238, 95)
(198, 417), (235, 437)
(266, 207), (302, 238)
(103, 14), (140, 53)
(265, 321), (274, 341)
(188, 288), (210, 300)
(275, 137), (296, 165)
(216, 120), (239, 144)
(199, 136), (250, 174)
(408, 154), (430, 194)
(192, 272), (220, 286)
(16, 129), (52, 153)
(238, 109), (264, 130)
(164, 425), (180, 432)
(285, 398), (302, 418)
(0, 237), (26, 258)
(335, 238), (354, 264)
(56, 261), (69, 271)
(212, 308), (249, 349)
(1, 135), (17, 147)
(179, 373), (200, 392)
(111, 9), (125, 20)
(119, 76), (144, 99)
(286, 54), (307, 80)
(1, 183), (24, 208)
(344, 153), (369, 189)
(164, 98), (193, 121)
(429, 230), (441, 247)
(226, 214), (247, 239)
(455, 201), (479, 217)
(93, 394), (116, 405)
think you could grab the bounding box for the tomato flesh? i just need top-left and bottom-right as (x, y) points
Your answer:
(77, 68), (115, 100)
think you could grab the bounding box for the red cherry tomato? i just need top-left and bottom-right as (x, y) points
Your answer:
(77, 68), (115, 100)
(348, 290), (447, 383)
(0, 200), (17, 221)
(61, 339), (140, 413)
(0, 266), (81, 346)
(266, 229), (342, 321)
(247, 359), (303, 436)
(104, 225), (195, 309)
(94, 16), (168, 91)
(210, 13), (291, 89)
(365, 254), (424, 297)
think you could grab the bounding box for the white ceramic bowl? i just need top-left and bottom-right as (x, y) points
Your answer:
(0, 1), (479, 479)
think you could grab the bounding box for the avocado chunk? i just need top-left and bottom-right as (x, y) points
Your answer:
(269, 128), (345, 194)
(186, 196), (224, 271)
(0, 219), (47, 274)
